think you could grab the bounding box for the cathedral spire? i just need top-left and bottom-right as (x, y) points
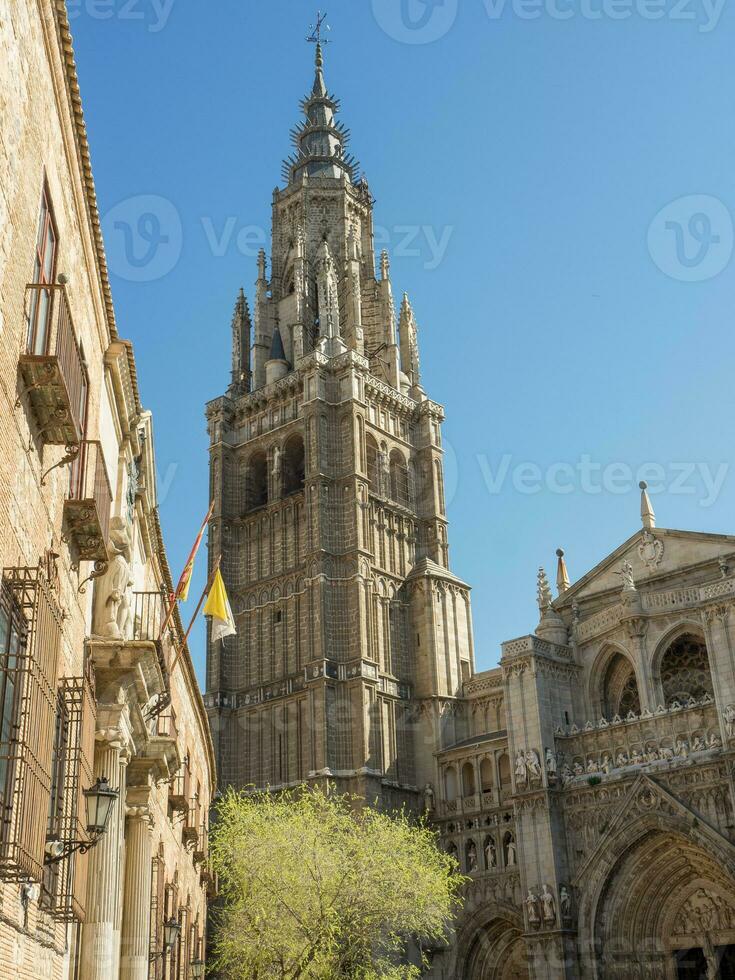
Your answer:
(282, 23), (359, 186)
(229, 287), (251, 394)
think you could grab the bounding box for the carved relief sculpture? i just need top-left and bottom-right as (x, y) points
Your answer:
(92, 517), (133, 640)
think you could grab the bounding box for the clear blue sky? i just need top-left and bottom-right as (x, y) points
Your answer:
(70, 0), (735, 683)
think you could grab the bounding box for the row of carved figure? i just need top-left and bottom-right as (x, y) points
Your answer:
(553, 731), (723, 785)
(447, 832), (517, 873)
(525, 883), (574, 929)
(553, 692), (732, 736)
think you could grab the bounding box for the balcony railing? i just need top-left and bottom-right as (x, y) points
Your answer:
(169, 765), (190, 814)
(131, 590), (168, 644)
(19, 284), (87, 446)
(64, 441), (111, 562)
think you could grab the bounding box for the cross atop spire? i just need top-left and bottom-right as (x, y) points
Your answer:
(307, 10), (331, 47)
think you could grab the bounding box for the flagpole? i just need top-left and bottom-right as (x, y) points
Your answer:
(158, 500), (214, 642)
(169, 554), (222, 676)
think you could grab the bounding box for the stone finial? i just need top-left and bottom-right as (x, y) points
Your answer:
(537, 567), (553, 612)
(639, 481), (656, 529)
(257, 248), (267, 281)
(556, 548), (570, 595)
(380, 250), (390, 280)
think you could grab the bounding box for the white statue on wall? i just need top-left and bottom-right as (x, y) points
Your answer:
(560, 885), (572, 921)
(467, 841), (478, 873)
(545, 748), (557, 779)
(92, 518), (133, 640)
(526, 891), (541, 927)
(617, 559), (636, 592)
(541, 884), (556, 925)
(724, 704), (735, 738)
(423, 783), (435, 814)
(515, 751), (527, 784)
(525, 750), (542, 781)
(485, 837), (497, 869)
(506, 837), (517, 867)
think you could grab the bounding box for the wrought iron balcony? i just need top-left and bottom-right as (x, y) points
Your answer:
(63, 441), (112, 563)
(182, 806), (199, 848)
(168, 766), (190, 814)
(19, 284), (88, 446)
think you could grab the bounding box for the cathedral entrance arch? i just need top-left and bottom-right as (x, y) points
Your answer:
(459, 912), (529, 980)
(582, 819), (735, 979)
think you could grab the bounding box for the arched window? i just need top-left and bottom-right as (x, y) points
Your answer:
(602, 652), (640, 718)
(444, 766), (458, 801)
(498, 753), (511, 789)
(660, 633), (713, 706)
(366, 434), (379, 493)
(389, 449), (409, 507)
(480, 758), (493, 793)
(245, 451), (268, 511)
(462, 762), (476, 797)
(282, 435), (305, 495)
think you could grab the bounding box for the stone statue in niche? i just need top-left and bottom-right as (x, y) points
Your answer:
(541, 884), (556, 925)
(92, 518), (133, 640)
(545, 748), (557, 780)
(485, 837), (497, 869)
(515, 751), (527, 785)
(724, 704), (735, 738)
(526, 891), (541, 928)
(505, 837), (517, 867)
(560, 885), (573, 921)
(423, 783), (435, 814)
(525, 750), (542, 782)
(467, 841), (478, 873)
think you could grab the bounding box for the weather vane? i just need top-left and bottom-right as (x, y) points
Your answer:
(307, 10), (331, 45)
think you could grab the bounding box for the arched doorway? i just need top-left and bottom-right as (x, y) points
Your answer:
(587, 823), (735, 979)
(461, 915), (529, 980)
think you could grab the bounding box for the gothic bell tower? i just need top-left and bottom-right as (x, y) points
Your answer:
(205, 36), (475, 806)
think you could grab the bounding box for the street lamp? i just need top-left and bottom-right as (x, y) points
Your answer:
(84, 777), (119, 835)
(164, 917), (181, 951)
(190, 959), (205, 979)
(45, 776), (119, 864)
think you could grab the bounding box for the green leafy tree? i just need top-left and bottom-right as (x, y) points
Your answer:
(209, 785), (464, 979)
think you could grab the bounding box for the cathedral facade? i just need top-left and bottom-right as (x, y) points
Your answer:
(205, 44), (735, 980)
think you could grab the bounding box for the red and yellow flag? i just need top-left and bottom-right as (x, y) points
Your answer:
(175, 500), (214, 602)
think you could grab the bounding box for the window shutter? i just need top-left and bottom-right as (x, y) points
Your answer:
(0, 565), (63, 881)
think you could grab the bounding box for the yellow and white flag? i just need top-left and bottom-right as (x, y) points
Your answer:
(203, 568), (236, 643)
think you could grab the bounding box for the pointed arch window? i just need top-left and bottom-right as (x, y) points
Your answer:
(282, 435), (305, 496)
(389, 450), (409, 507)
(245, 452), (268, 512)
(366, 434), (379, 493)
